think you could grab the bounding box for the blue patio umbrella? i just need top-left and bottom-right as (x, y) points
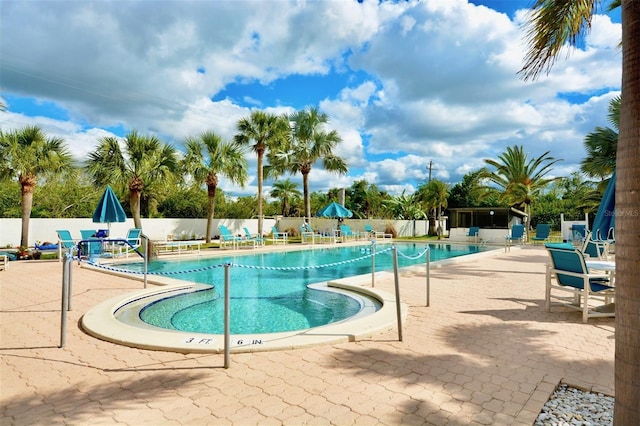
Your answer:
(316, 201), (353, 219)
(92, 186), (127, 234)
(591, 171), (615, 241)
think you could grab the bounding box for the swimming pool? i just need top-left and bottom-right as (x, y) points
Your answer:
(111, 242), (485, 334)
(82, 242), (494, 353)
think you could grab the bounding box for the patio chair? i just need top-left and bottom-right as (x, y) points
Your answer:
(582, 232), (610, 260)
(504, 224), (525, 252)
(545, 244), (615, 323)
(218, 225), (242, 249)
(339, 224), (361, 242)
(79, 229), (103, 259)
(55, 229), (77, 259)
(531, 224), (551, 244)
(0, 254), (7, 271)
(119, 228), (142, 257)
(243, 227), (264, 247)
(571, 224), (587, 242)
(300, 223), (332, 244)
(466, 226), (479, 243)
(270, 226), (288, 245)
(364, 224), (392, 239)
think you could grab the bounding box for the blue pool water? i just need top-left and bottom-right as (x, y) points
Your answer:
(115, 242), (487, 334)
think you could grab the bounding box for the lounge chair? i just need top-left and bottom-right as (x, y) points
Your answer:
(571, 224), (587, 242)
(118, 228), (142, 257)
(581, 232), (610, 260)
(218, 225), (243, 249)
(79, 229), (103, 259)
(466, 226), (479, 243)
(364, 224), (392, 239)
(504, 224), (525, 251)
(545, 243), (615, 323)
(0, 254), (7, 271)
(243, 227), (264, 247)
(56, 230), (78, 261)
(300, 223), (332, 244)
(270, 226), (288, 245)
(339, 224), (361, 242)
(531, 224), (551, 244)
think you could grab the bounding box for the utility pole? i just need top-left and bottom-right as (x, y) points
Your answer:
(428, 160), (433, 183)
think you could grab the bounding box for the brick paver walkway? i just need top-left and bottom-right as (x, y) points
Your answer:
(1, 246), (614, 425)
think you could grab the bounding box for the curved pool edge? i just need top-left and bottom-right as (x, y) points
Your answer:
(81, 276), (405, 354)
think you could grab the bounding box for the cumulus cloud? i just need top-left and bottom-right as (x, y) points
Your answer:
(0, 0), (621, 197)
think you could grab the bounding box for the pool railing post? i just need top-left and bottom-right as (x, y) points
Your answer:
(392, 246), (403, 342)
(142, 233), (149, 289)
(425, 246), (430, 307)
(60, 254), (70, 348)
(370, 240), (376, 287)
(68, 251), (73, 311)
(224, 263), (231, 369)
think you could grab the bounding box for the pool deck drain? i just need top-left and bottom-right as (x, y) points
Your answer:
(1, 245), (615, 425)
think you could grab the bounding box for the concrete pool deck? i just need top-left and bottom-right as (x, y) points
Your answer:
(1, 245), (614, 425)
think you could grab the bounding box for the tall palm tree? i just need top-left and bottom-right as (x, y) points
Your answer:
(0, 125), (72, 247)
(520, 1), (639, 422)
(581, 96), (620, 179)
(86, 130), (178, 230)
(182, 131), (248, 243)
(269, 107), (348, 223)
(419, 179), (449, 239)
(269, 179), (301, 217)
(234, 111), (290, 235)
(480, 145), (561, 227)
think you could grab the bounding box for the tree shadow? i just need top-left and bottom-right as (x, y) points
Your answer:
(335, 320), (614, 424)
(2, 371), (210, 424)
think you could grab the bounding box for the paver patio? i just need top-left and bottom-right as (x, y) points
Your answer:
(1, 245), (614, 425)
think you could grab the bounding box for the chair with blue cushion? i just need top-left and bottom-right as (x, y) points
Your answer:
(504, 224), (525, 251)
(269, 226), (288, 245)
(79, 229), (103, 259)
(121, 228), (142, 257)
(339, 224), (361, 242)
(581, 232), (610, 260)
(218, 225), (243, 249)
(531, 224), (551, 244)
(545, 244), (615, 323)
(466, 226), (479, 243)
(243, 227), (264, 247)
(56, 230), (78, 261)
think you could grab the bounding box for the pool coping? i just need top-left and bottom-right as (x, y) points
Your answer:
(80, 244), (504, 353)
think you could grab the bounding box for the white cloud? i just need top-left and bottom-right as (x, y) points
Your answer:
(0, 0), (622, 197)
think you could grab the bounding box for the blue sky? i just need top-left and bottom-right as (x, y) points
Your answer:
(0, 0), (622, 199)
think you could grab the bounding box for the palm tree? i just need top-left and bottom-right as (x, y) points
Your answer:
(182, 131), (248, 243)
(480, 145), (561, 228)
(86, 130), (178, 230)
(269, 179), (301, 217)
(234, 111), (290, 235)
(581, 96), (620, 179)
(520, 1), (639, 421)
(269, 107), (348, 223)
(0, 125), (73, 247)
(419, 179), (449, 239)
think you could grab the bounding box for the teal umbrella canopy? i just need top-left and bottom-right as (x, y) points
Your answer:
(316, 201), (353, 218)
(92, 186), (127, 227)
(591, 171), (615, 241)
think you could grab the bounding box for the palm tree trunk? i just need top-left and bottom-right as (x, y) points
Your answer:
(130, 190), (142, 229)
(19, 179), (35, 248)
(257, 152), (264, 235)
(615, 2), (640, 423)
(303, 172), (311, 223)
(205, 185), (216, 244)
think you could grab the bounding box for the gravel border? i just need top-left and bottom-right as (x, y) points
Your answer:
(535, 384), (614, 425)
